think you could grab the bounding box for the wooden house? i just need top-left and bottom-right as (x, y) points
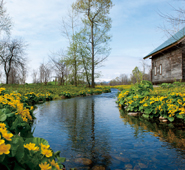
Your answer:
(144, 27), (185, 84)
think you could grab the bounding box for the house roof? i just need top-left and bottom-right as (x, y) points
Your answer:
(144, 27), (185, 59)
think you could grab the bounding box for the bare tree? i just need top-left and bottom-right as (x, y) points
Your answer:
(8, 66), (18, 84)
(0, 39), (27, 84)
(32, 69), (38, 84)
(0, 0), (11, 37)
(109, 74), (130, 86)
(120, 74), (129, 85)
(19, 66), (27, 84)
(140, 59), (151, 81)
(39, 62), (52, 85)
(50, 55), (67, 85)
(158, 1), (185, 36)
(61, 7), (80, 86)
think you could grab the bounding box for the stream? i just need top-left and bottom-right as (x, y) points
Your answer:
(32, 88), (185, 170)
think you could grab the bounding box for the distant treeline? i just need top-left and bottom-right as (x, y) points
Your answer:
(109, 66), (151, 86)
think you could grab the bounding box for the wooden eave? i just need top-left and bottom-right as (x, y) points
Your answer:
(144, 36), (185, 59)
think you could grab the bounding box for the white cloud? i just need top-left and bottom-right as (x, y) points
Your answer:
(2, 0), (185, 83)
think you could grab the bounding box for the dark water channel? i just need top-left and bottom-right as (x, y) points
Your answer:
(33, 89), (185, 170)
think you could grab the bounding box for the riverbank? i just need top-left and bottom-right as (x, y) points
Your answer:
(116, 81), (185, 123)
(0, 84), (111, 101)
(0, 84), (112, 169)
(33, 87), (185, 170)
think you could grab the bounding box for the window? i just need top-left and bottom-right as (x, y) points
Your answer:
(154, 66), (157, 76)
(160, 64), (162, 75)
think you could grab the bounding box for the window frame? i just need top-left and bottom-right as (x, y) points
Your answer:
(154, 66), (157, 76)
(159, 64), (162, 75)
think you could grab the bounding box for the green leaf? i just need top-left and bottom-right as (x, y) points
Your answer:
(13, 162), (25, 170)
(0, 109), (7, 121)
(139, 106), (143, 111)
(24, 137), (49, 146)
(176, 114), (183, 119)
(6, 112), (15, 118)
(144, 109), (151, 115)
(0, 154), (5, 162)
(54, 151), (61, 157)
(15, 142), (24, 162)
(56, 156), (66, 163)
(149, 115), (153, 119)
(168, 116), (175, 122)
(142, 114), (149, 119)
(11, 135), (24, 158)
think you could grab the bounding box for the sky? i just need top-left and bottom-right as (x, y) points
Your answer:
(2, 0), (185, 83)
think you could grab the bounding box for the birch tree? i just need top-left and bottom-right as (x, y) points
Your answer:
(61, 8), (80, 86)
(73, 0), (113, 88)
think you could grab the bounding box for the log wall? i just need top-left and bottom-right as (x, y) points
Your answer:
(152, 46), (183, 84)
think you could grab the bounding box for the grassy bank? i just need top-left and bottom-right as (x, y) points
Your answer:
(117, 81), (185, 123)
(0, 84), (110, 169)
(1, 84), (111, 101)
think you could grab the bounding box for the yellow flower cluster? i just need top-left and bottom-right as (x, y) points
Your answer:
(40, 143), (53, 157)
(0, 123), (13, 141)
(118, 91), (129, 101)
(0, 88), (5, 94)
(0, 89), (33, 122)
(118, 87), (185, 119)
(179, 107), (185, 115)
(25, 92), (51, 98)
(50, 159), (63, 170)
(0, 123), (12, 155)
(15, 102), (32, 122)
(140, 96), (149, 104)
(167, 104), (179, 117)
(39, 162), (52, 170)
(39, 160), (63, 170)
(0, 93), (20, 108)
(24, 142), (39, 151)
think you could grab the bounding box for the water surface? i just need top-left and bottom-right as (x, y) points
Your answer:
(33, 89), (185, 169)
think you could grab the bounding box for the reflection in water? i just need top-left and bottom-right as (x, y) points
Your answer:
(120, 109), (185, 152)
(33, 94), (112, 169)
(33, 89), (185, 170)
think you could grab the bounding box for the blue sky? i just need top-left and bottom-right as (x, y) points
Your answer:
(4, 0), (185, 83)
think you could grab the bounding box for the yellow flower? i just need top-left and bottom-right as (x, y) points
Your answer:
(2, 131), (13, 141)
(39, 162), (52, 170)
(0, 143), (11, 155)
(49, 160), (62, 170)
(159, 105), (162, 111)
(143, 103), (148, 107)
(0, 139), (5, 145)
(0, 123), (6, 128)
(24, 142), (39, 151)
(50, 160), (56, 166)
(40, 143), (50, 149)
(41, 148), (52, 157)
(40, 143), (52, 157)
(128, 100), (133, 104)
(150, 101), (155, 105)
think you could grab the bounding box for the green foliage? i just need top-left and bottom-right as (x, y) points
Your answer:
(0, 84), (111, 169)
(130, 66), (143, 84)
(117, 81), (185, 122)
(0, 87), (66, 169)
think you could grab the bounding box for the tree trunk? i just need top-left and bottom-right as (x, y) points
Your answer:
(74, 57), (77, 86)
(6, 73), (9, 84)
(91, 22), (95, 88)
(81, 51), (90, 87)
